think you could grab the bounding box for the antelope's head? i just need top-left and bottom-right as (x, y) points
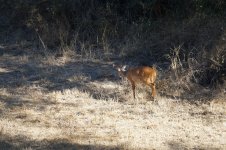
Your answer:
(113, 64), (127, 78)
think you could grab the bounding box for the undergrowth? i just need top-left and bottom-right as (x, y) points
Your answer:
(0, 0), (225, 99)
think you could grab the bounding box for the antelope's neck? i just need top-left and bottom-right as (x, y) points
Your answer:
(122, 70), (128, 77)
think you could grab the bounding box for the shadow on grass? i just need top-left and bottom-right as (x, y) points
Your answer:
(0, 44), (224, 108)
(0, 133), (121, 150)
(0, 134), (222, 150)
(0, 46), (129, 110)
(167, 141), (220, 150)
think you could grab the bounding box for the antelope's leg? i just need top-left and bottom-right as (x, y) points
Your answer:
(131, 82), (136, 99)
(150, 83), (156, 97)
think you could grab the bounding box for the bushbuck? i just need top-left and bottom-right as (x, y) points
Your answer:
(114, 64), (157, 99)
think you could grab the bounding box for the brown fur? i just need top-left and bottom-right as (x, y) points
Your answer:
(115, 65), (157, 99)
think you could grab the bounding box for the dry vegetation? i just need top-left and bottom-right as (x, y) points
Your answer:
(0, 46), (225, 150)
(0, 0), (226, 149)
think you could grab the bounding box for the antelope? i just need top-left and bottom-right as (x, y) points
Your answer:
(114, 64), (157, 99)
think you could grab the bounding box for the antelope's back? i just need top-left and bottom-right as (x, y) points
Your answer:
(128, 66), (157, 82)
(142, 66), (157, 82)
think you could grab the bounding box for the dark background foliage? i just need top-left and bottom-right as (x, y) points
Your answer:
(0, 0), (225, 89)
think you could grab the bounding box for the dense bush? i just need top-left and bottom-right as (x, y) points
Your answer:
(0, 0), (225, 90)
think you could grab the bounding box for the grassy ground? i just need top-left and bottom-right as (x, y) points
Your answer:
(0, 45), (226, 150)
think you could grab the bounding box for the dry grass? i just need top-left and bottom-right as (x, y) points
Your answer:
(0, 47), (225, 150)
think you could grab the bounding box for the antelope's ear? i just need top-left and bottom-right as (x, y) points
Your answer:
(122, 65), (127, 71)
